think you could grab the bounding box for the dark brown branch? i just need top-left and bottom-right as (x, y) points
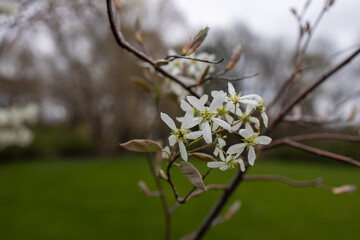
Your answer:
(164, 55), (224, 64)
(276, 139), (360, 167)
(263, 133), (360, 150)
(267, 47), (360, 133)
(191, 170), (245, 240)
(106, 0), (201, 99)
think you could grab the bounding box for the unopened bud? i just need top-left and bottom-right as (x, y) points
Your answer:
(224, 200), (242, 220)
(158, 169), (168, 180)
(226, 44), (242, 71)
(138, 181), (151, 196)
(182, 27), (209, 56)
(332, 184), (357, 195)
(134, 14), (143, 43)
(114, 0), (121, 9)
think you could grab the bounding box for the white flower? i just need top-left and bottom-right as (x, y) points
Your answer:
(185, 94), (231, 144)
(243, 94), (268, 127)
(207, 154), (245, 172)
(213, 137), (226, 161)
(232, 124), (272, 166)
(227, 83), (258, 106)
(160, 112), (202, 161)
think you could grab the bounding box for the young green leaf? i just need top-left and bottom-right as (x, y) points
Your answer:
(189, 152), (216, 163)
(119, 139), (162, 152)
(179, 162), (207, 191)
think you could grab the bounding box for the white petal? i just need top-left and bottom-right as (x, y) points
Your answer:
(199, 94), (209, 106)
(225, 114), (233, 124)
(250, 117), (260, 129)
(236, 159), (246, 172)
(179, 141), (188, 161)
(227, 143), (246, 155)
(211, 90), (226, 99)
(169, 135), (177, 146)
(180, 100), (193, 112)
(183, 117), (201, 129)
(185, 131), (203, 140)
(207, 161), (226, 169)
(212, 117), (231, 131)
(220, 165), (230, 171)
(181, 109), (195, 128)
(218, 138), (226, 147)
(219, 151), (225, 161)
(239, 124), (254, 139)
(228, 82), (236, 95)
(161, 112), (176, 130)
(187, 96), (205, 111)
(245, 123), (254, 135)
(243, 94), (263, 103)
(242, 99), (258, 108)
(248, 146), (256, 166)
(176, 117), (184, 122)
(211, 90), (220, 98)
(245, 103), (254, 114)
(225, 154), (232, 163)
(209, 94), (226, 112)
(262, 112), (268, 127)
(231, 121), (242, 132)
(202, 122), (212, 144)
(212, 121), (220, 131)
(255, 136), (272, 145)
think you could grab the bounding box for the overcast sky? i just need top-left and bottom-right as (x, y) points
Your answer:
(171, 0), (360, 49)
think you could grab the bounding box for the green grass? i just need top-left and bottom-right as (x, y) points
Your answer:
(0, 156), (359, 239)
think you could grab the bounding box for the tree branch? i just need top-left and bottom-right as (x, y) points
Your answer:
(274, 139), (360, 167)
(267, 47), (360, 133)
(106, 0), (202, 99)
(191, 170), (245, 240)
(244, 174), (330, 191)
(263, 133), (360, 150)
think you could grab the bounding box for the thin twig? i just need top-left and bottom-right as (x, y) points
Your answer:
(263, 133), (360, 150)
(243, 174), (332, 192)
(106, 0), (202, 99)
(185, 184), (228, 202)
(164, 55), (224, 64)
(277, 139), (360, 167)
(267, 47), (360, 133)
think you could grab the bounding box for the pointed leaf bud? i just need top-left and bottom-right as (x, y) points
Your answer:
(226, 44), (242, 71)
(182, 27), (209, 56)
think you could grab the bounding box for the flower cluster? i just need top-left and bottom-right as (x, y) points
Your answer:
(161, 83), (271, 172)
(163, 49), (216, 101)
(0, 104), (39, 149)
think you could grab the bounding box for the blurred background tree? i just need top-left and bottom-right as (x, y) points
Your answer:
(0, 0), (359, 160)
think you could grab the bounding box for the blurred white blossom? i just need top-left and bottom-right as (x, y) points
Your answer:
(0, 104), (40, 149)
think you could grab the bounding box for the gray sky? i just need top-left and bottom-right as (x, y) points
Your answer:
(172, 0), (360, 49)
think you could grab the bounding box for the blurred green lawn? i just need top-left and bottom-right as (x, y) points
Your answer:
(0, 156), (359, 240)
